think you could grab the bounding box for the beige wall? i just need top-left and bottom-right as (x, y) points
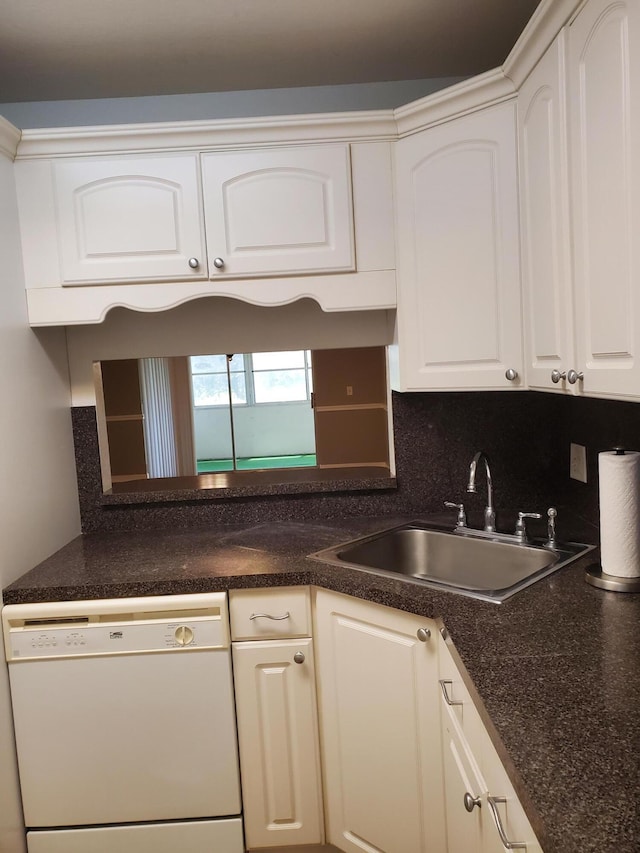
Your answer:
(0, 133), (81, 851)
(67, 298), (395, 406)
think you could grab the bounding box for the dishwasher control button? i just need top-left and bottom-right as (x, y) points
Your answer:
(174, 626), (194, 646)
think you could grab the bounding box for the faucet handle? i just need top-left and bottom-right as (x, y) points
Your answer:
(514, 511), (542, 543)
(444, 501), (467, 529)
(546, 507), (558, 548)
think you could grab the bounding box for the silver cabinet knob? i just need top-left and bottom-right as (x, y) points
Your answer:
(293, 651), (305, 664)
(504, 368), (518, 381)
(188, 257), (200, 269)
(416, 627), (431, 642)
(213, 257), (225, 269)
(567, 369), (584, 384)
(464, 792), (482, 812)
(551, 369), (566, 383)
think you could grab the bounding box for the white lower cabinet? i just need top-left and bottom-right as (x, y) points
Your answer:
(438, 630), (542, 853)
(230, 588), (324, 851)
(313, 588), (446, 853)
(441, 709), (484, 851)
(230, 587), (543, 852)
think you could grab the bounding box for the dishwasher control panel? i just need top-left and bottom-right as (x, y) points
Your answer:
(2, 592), (231, 662)
(6, 618), (224, 660)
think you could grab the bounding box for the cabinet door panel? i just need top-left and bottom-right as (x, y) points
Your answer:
(54, 156), (206, 284)
(569, 0), (640, 397)
(393, 102), (522, 391)
(314, 590), (445, 853)
(232, 638), (323, 849)
(202, 146), (354, 277)
(519, 33), (576, 392)
(441, 713), (484, 853)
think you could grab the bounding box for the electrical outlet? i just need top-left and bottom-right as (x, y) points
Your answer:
(570, 443), (587, 483)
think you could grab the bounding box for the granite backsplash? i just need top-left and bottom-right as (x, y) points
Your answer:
(71, 390), (640, 535)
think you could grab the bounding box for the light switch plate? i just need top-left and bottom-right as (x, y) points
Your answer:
(570, 443), (587, 483)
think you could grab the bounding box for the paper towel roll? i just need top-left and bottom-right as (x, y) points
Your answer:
(599, 450), (640, 578)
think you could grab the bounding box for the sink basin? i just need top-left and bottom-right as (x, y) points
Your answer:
(310, 522), (594, 602)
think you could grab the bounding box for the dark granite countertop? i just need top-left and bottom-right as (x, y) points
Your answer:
(4, 515), (638, 853)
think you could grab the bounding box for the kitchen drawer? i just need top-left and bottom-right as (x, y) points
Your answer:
(229, 586), (311, 641)
(438, 628), (485, 753)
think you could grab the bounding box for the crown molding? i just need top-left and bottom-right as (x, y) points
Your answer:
(15, 69), (520, 160)
(15, 110), (398, 159)
(393, 68), (516, 137)
(11, 4), (581, 159)
(503, 0), (584, 88)
(0, 115), (21, 160)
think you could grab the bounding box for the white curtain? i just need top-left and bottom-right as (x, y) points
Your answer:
(139, 357), (178, 478)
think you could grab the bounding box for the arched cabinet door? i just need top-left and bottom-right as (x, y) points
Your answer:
(569, 0), (640, 399)
(518, 32), (576, 394)
(201, 145), (354, 278)
(54, 155), (207, 284)
(392, 101), (523, 391)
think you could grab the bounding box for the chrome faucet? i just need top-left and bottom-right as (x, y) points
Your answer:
(467, 451), (495, 532)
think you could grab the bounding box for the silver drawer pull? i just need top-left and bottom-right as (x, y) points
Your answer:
(439, 679), (463, 707)
(487, 796), (527, 849)
(249, 611), (291, 621)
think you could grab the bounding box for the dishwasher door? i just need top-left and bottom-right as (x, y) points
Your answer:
(4, 594), (241, 830)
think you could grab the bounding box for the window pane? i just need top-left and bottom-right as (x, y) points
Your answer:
(192, 373), (247, 406)
(254, 369), (307, 403)
(190, 354), (227, 374)
(226, 354), (246, 374)
(230, 373), (248, 404)
(252, 351), (305, 370)
(191, 374), (230, 406)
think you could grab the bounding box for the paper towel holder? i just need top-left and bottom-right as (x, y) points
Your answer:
(586, 445), (640, 592)
(585, 564), (640, 592)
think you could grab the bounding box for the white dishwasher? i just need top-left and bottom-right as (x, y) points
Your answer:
(2, 592), (244, 853)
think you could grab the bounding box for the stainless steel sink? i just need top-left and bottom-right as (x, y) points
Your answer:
(310, 522), (594, 602)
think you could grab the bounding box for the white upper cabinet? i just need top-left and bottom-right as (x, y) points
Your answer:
(568, 0), (640, 399)
(54, 155), (207, 284)
(15, 138), (396, 326)
(520, 0), (640, 400)
(201, 146), (354, 278)
(392, 101), (524, 391)
(518, 32), (578, 393)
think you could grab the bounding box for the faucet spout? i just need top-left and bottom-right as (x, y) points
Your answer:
(467, 451), (495, 532)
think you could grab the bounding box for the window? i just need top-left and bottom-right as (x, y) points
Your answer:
(251, 351), (313, 403)
(190, 351), (313, 407)
(190, 354), (247, 406)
